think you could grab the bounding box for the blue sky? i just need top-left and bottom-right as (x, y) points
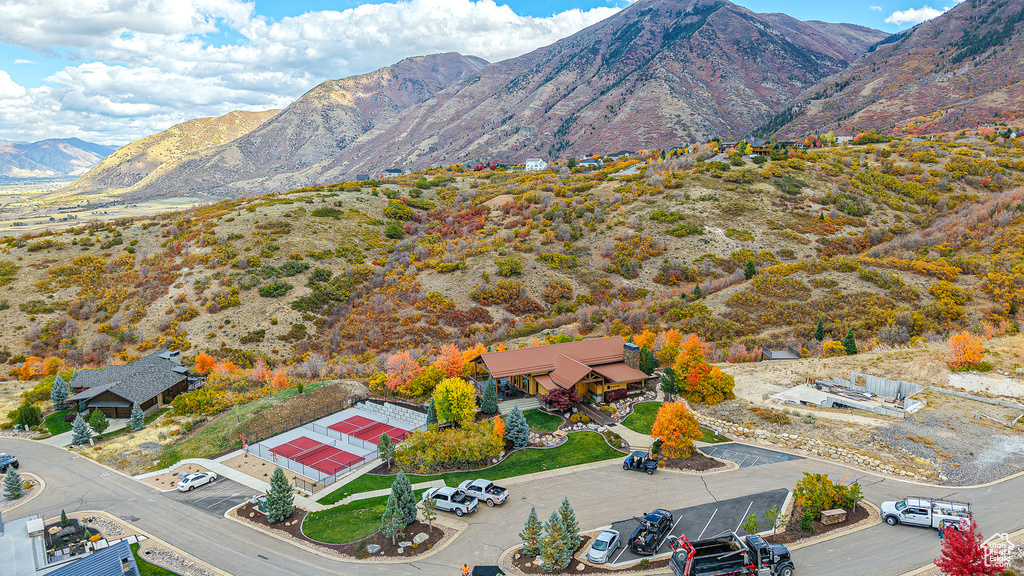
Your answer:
(0, 0), (959, 144)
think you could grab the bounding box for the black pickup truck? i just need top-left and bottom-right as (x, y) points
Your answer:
(668, 531), (794, 576)
(0, 452), (19, 473)
(628, 509), (674, 555)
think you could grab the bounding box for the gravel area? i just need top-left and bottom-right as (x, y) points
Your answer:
(138, 463), (210, 490)
(138, 541), (218, 576)
(80, 515), (125, 538)
(0, 474), (40, 511)
(223, 453), (319, 488)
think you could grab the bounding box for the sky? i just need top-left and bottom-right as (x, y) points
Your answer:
(0, 0), (964, 146)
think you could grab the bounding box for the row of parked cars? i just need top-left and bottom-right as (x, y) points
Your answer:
(585, 508), (674, 564)
(421, 479), (509, 516)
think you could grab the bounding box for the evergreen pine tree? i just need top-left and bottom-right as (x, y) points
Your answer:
(842, 328), (858, 355)
(693, 283), (702, 299)
(639, 347), (656, 375)
(128, 403), (144, 431)
(540, 510), (570, 572)
(505, 405), (529, 449)
(744, 260), (757, 280)
(3, 468), (23, 500)
(88, 410), (109, 434)
(425, 398), (438, 426)
(660, 367), (679, 400)
(519, 505), (543, 556)
(50, 374), (68, 410)
(71, 414), (92, 445)
(377, 433), (395, 468)
(390, 472), (417, 526)
(60, 509), (69, 527)
(480, 378), (498, 415)
(814, 317), (825, 342)
(380, 495), (405, 545)
(557, 497), (580, 553)
(265, 467), (294, 524)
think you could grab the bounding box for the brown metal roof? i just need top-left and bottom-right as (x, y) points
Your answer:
(591, 362), (648, 384)
(475, 337), (627, 379)
(535, 374), (559, 392)
(549, 355), (592, 388)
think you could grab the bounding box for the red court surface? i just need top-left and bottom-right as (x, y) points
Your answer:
(271, 436), (362, 474)
(328, 416), (411, 444)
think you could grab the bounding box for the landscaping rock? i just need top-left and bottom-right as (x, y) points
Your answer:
(399, 541), (412, 548)
(397, 547), (404, 554)
(413, 533), (429, 544)
(366, 544), (381, 554)
(577, 563), (585, 571)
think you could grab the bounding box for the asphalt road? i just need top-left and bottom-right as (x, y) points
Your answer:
(699, 443), (803, 468)
(3, 437), (1023, 576)
(163, 478), (251, 517)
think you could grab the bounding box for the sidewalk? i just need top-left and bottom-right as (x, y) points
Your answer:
(608, 423), (653, 450)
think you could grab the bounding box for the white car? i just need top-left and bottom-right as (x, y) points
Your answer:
(422, 486), (478, 516)
(586, 529), (621, 564)
(177, 472), (217, 492)
(457, 479), (508, 507)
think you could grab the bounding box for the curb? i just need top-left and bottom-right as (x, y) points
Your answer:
(786, 501), (881, 551)
(0, 472), (45, 513)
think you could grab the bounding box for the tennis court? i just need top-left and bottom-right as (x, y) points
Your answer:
(328, 414), (412, 443)
(270, 436), (362, 475)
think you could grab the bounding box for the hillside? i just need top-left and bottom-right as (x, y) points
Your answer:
(0, 130), (1021, 375)
(89, 0), (885, 198)
(768, 0), (1024, 138)
(62, 110), (281, 195)
(0, 138), (118, 180)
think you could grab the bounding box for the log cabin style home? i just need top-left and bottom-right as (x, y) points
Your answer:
(66, 349), (204, 418)
(467, 336), (649, 403)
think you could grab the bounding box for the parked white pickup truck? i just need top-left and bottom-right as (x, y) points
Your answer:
(457, 479), (509, 507)
(880, 497), (971, 529)
(422, 486), (478, 517)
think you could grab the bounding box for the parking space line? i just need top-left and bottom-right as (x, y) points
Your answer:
(697, 508), (718, 540)
(658, 513), (687, 552)
(734, 501), (754, 533)
(611, 539), (629, 565)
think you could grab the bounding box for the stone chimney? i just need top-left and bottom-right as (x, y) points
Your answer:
(623, 342), (641, 369)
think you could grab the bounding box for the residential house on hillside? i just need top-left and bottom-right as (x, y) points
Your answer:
(834, 130), (855, 143)
(524, 158), (548, 171)
(467, 336), (649, 403)
(577, 158), (602, 168)
(67, 349), (203, 419)
(380, 168), (404, 178)
(608, 151), (636, 159)
(748, 137), (771, 155)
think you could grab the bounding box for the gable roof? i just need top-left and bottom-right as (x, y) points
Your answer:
(590, 362), (648, 384)
(49, 540), (139, 576)
(474, 337), (626, 379)
(549, 354), (592, 388)
(67, 349), (193, 406)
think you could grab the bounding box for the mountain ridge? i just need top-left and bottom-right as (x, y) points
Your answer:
(0, 138), (119, 180)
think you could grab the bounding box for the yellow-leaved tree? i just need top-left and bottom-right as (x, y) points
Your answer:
(432, 378), (477, 425)
(650, 401), (703, 458)
(947, 331), (984, 370)
(672, 334), (736, 404)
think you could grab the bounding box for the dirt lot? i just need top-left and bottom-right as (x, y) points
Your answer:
(221, 453), (320, 488)
(139, 463), (211, 490)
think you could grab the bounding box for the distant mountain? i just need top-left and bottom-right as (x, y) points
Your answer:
(767, 0), (1024, 139)
(79, 0), (886, 198)
(0, 138), (118, 179)
(63, 109), (280, 195)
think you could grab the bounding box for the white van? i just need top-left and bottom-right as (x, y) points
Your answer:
(880, 497), (971, 529)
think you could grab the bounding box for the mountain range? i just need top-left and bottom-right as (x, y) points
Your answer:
(0, 138), (118, 181)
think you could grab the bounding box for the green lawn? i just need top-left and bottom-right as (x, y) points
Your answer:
(621, 401), (661, 435)
(523, 409), (563, 433)
(130, 543), (181, 576)
(699, 426), (730, 444)
(302, 494), (394, 544)
(96, 408), (170, 441)
(318, 431), (622, 505)
(44, 409), (75, 435)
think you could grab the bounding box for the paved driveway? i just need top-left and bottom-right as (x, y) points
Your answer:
(699, 443), (803, 468)
(607, 489), (788, 565)
(163, 478), (251, 517)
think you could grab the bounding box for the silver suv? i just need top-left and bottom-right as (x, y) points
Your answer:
(422, 486), (478, 517)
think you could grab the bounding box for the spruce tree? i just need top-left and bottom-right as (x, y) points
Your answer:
(814, 317), (825, 342)
(639, 347), (656, 375)
(128, 403), (144, 431)
(557, 497), (580, 553)
(71, 414), (92, 445)
(540, 510), (570, 572)
(88, 410), (109, 434)
(519, 505), (543, 556)
(842, 328), (858, 355)
(50, 374), (68, 410)
(480, 377), (498, 415)
(380, 495), (405, 545)
(377, 433), (395, 468)
(505, 405), (529, 449)
(744, 260), (757, 280)
(60, 509), (69, 527)
(660, 367), (679, 400)
(390, 472), (417, 526)
(265, 467), (294, 524)
(693, 283), (702, 299)
(3, 468), (23, 500)
(425, 398), (438, 426)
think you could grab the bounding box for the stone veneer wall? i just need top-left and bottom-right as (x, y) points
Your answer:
(358, 400), (427, 427)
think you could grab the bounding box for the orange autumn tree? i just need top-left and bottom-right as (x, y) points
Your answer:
(18, 356), (44, 380)
(271, 369), (289, 391)
(385, 350), (421, 392)
(948, 332), (985, 370)
(493, 416), (506, 439)
(650, 401), (703, 458)
(194, 353), (216, 374)
(672, 334), (736, 404)
(433, 343), (465, 378)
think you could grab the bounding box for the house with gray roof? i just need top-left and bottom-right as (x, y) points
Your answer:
(67, 349), (203, 419)
(0, 512), (139, 576)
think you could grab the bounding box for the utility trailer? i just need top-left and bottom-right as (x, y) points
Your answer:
(668, 531), (794, 576)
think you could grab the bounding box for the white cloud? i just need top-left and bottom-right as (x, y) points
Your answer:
(0, 0), (620, 144)
(869, 5), (884, 11)
(884, 2), (963, 26)
(13, 59), (35, 64)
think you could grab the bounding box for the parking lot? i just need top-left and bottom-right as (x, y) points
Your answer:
(699, 443), (803, 468)
(162, 478), (251, 517)
(605, 488), (789, 566)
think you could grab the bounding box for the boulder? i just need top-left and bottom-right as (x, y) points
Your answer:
(397, 547), (404, 554)
(366, 544), (381, 554)
(399, 541), (412, 548)
(413, 532), (429, 544)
